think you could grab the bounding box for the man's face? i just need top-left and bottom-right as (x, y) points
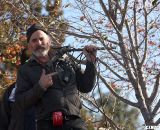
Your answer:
(28, 30), (51, 57)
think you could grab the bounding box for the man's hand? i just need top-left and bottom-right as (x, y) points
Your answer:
(39, 69), (57, 90)
(83, 45), (97, 62)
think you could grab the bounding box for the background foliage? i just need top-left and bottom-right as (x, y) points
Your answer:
(1, 0), (160, 129)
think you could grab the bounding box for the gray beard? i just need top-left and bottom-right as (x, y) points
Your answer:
(33, 49), (49, 57)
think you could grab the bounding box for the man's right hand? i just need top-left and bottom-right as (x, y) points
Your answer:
(39, 69), (57, 90)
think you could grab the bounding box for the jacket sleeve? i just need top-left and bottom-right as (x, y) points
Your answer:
(0, 91), (10, 130)
(15, 67), (45, 109)
(76, 61), (96, 93)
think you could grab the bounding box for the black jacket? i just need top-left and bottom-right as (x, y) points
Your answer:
(0, 83), (15, 130)
(8, 104), (35, 130)
(0, 83), (36, 130)
(15, 57), (96, 122)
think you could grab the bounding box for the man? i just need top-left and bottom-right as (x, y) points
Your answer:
(15, 23), (97, 130)
(0, 48), (36, 130)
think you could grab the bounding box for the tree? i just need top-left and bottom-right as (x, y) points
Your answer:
(62, 0), (160, 129)
(95, 90), (139, 130)
(1, 0), (160, 129)
(80, 108), (95, 130)
(80, 89), (139, 130)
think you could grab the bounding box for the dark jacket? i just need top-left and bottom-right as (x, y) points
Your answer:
(8, 104), (35, 130)
(15, 57), (96, 127)
(0, 83), (36, 130)
(0, 83), (15, 130)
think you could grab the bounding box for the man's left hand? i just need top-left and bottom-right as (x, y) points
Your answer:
(83, 45), (97, 62)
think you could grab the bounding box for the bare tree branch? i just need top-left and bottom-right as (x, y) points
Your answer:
(155, 116), (160, 125)
(98, 74), (138, 108)
(66, 31), (94, 39)
(140, 1), (148, 66)
(99, 0), (121, 35)
(80, 93), (122, 130)
(150, 72), (160, 104)
(98, 58), (129, 81)
(119, 0), (129, 27)
(151, 99), (160, 118)
(125, 20), (137, 72)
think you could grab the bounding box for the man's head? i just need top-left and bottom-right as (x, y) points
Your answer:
(27, 23), (52, 57)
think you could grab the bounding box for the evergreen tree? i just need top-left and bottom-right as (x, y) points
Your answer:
(95, 90), (139, 130)
(80, 108), (95, 130)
